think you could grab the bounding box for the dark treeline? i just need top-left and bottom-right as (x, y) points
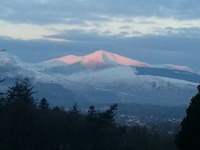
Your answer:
(0, 78), (177, 150)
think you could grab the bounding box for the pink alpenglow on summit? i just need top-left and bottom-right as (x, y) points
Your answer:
(47, 50), (149, 67)
(53, 55), (82, 64)
(166, 64), (191, 71)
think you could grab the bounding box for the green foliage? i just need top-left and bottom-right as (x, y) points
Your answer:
(176, 85), (200, 150)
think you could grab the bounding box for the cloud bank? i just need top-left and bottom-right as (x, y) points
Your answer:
(0, 0), (199, 71)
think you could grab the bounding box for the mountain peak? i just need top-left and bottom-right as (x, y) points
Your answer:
(47, 50), (149, 67)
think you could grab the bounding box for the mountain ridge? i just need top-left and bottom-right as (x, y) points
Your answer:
(0, 50), (193, 72)
(0, 50), (199, 106)
(46, 50), (149, 68)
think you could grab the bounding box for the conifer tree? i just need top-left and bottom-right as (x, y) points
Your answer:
(5, 78), (37, 108)
(39, 97), (50, 110)
(176, 85), (200, 150)
(0, 78), (38, 150)
(98, 103), (118, 125)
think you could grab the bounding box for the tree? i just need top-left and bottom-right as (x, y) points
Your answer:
(0, 78), (38, 150)
(0, 78), (4, 97)
(5, 78), (37, 108)
(98, 104), (118, 126)
(0, 49), (6, 87)
(89, 104), (123, 150)
(176, 85), (200, 150)
(87, 105), (98, 122)
(0, 77), (5, 96)
(69, 102), (80, 114)
(39, 97), (50, 110)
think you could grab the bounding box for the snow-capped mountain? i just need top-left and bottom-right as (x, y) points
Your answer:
(40, 50), (200, 83)
(0, 50), (199, 106)
(45, 50), (149, 68)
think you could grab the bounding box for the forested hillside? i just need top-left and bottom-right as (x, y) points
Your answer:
(0, 78), (178, 150)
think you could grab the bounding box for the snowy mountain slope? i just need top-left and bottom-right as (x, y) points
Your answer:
(59, 65), (197, 105)
(36, 61), (198, 105)
(0, 52), (37, 78)
(0, 50), (199, 106)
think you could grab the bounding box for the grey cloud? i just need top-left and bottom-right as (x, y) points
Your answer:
(102, 30), (112, 35)
(44, 27), (200, 53)
(164, 27), (200, 37)
(45, 30), (103, 42)
(118, 31), (131, 36)
(45, 29), (135, 45)
(0, 27), (198, 70)
(119, 26), (132, 29)
(131, 31), (142, 35)
(0, 0), (114, 25)
(1, 0), (200, 25)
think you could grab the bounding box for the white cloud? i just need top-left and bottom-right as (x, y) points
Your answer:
(0, 20), (56, 40)
(86, 16), (200, 37)
(1, 15), (200, 41)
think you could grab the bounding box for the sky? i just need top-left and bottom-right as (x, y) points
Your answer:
(0, 0), (199, 72)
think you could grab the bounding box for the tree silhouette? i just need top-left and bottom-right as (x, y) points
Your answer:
(5, 78), (37, 108)
(69, 102), (80, 114)
(0, 78), (38, 150)
(176, 85), (200, 150)
(39, 97), (50, 110)
(0, 78), (178, 150)
(89, 104), (122, 150)
(0, 49), (5, 85)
